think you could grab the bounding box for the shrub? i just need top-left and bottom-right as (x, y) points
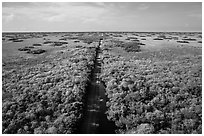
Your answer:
(153, 38), (163, 40)
(53, 42), (68, 46)
(33, 43), (42, 46)
(100, 42), (202, 134)
(27, 49), (46, 54)
(3, 43), (97, 134)
(123, 42), (141, 52)
(43, 41), (53, 44)
(13, 39), (24, 42)
(18, 46), (34, 51)
(177, 41), (189, 43)
(182, 38), (196, 41)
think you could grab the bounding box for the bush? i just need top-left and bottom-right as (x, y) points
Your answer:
(27, 49), (46, 54)
(100, 43), (202, 134)
(43, 41), (53, 44)
(182, 38), (196, 41)
(2, 43), (97, 134)
(18, 46), (34, 51)
(177, 41), (189, 43)
(53, 42), (68, 46)
(13, 39), (24, 42)
(153, 38), (163, 40)
(123, 42), (141, 52)
(33, 43), (42, 46)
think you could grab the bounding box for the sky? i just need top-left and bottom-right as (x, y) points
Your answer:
(2, 2), (202, 32)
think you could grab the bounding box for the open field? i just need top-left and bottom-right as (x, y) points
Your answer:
(2, 32), (202, 134)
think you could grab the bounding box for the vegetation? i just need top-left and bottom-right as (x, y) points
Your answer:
(100, 40), (202, 134)
(27, 49), (46, 54)
(113, 40), (142, 52)
(43, 41), (53, 44)
(3, 43), (97, 134)
(123, 42), (141, 52)
(18, 47), (46, 54)
(177, 41), (189, 43)
(53, 41), (68, 46)
(13, 39), (24, 42)
(153, 38), (163, 40)
(18, 46), (34, 51)
(182, 38), (196, 41)
(2, 32), (202, 134)
(33, 43), (42, 46)
(125, 37), (138, 40)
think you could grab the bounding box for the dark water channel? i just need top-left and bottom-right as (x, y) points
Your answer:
(77, 40), (116, 134)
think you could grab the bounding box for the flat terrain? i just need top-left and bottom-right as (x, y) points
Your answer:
(2, 32), (202, 134)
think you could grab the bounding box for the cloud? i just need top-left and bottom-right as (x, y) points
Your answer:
(2, 2), (108, 23)
(44, 14), (67, 22)
(188, 13), (202, 19)
(82, 18), (98, 24)
(2, 2), (202, 32)
(184, 23), (189, 27)
(72, 2), (105, 8)
(2, 2), (59, 8)
(138, 4), (149, 10)
(2, 2), (34, 8)
(2, 13), (14, 23)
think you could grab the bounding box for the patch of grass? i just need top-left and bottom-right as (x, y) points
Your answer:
(13, 39), (24, 42)
(33, 43), (42, 46)
(53, 41), (68, 46)
(27, 49), (46, 54)
(177, 40), (189, 43)
(8, 38), (18, 41)
(138, 43), (145, 45)
(182, 38), (197, 41)
(43, 41), (53, 44)
(43, 41), (68, 46)
(18, 46), (34, 51)
(126, 37), (138, 40)
(112, 34), (123, 37)
(122, 42), (141, 52)
(131, 39), (140, 42)
(153, 38), (163, 40)
(172, 37), (179, 40)
(78, 36), (102, 44)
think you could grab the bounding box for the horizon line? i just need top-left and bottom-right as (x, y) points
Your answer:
(2, 30), (202, 33)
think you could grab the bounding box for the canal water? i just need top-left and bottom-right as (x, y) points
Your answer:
(78, 40), (116, 134)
